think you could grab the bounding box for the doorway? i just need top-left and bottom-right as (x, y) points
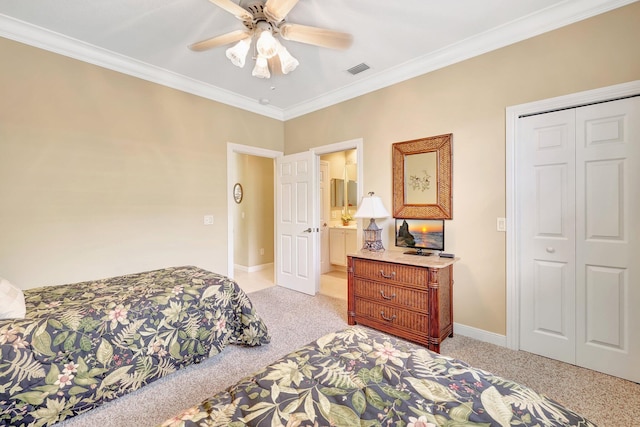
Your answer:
(319, 149), (358, 300)
(314, 139), (363, 300)
(227, 143), (281, 293)
(227, 139), (363, 296)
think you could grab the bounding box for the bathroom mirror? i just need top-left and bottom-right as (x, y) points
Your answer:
(330, 180), (358, 207)
(347, 180), (357, 207)
(345, 164), (357, 208)
(331, 178), (345, 207)
(329, 161), (358, 209)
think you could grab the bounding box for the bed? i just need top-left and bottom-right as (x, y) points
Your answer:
(0, 265), (270, 427)
(161, 326), (594, 427)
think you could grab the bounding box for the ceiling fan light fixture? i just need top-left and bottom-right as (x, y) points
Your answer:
(252, 55), (271, 79)
(190, 0), (353, 80)
(256, 29), (278, 59)
(278, 45), (299, 75)
(225, 37), (251, 68)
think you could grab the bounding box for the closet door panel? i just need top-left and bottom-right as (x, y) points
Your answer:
(575, 97), (640, 383)
(518, 109), (576, 364)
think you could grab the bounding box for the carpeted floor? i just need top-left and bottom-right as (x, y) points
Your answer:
(56, 286), (640, 427)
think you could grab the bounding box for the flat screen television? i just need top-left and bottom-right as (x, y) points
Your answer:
(395, 218), (445, 255)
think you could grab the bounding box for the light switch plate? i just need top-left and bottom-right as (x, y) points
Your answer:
(204, 215), (214, 225)
(497, 217), (506, 232)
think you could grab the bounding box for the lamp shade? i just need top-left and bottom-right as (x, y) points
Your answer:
(252, 55), (270, 79)
(354, 193), (390, 219)
(225, 37), (251, 68)
(278, 45), (299, 75)
(256, 30), (278, 59)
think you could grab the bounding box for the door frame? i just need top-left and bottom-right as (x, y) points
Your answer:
(505, 80), (640, 350)
(226, 143), (283, 279)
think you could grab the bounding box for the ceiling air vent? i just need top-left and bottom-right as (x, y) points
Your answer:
(347, 63), (370, 75)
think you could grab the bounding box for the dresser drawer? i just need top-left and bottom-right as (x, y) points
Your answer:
(351, 258), (428, 288)
(354, 299), (428, 333)
(352, 278), (428, 313)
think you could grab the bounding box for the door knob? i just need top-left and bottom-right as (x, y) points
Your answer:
(546, 247), (555, 253)
(303, 228), (312, 233)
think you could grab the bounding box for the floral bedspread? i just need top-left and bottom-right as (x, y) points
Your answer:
(162, 327), (594, 427)
(0, 266), (270, 427)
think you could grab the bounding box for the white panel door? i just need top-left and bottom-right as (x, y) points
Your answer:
(276, 151), (318, 295)
(518, 109), (577, 363)
(575, 97), (640, 382)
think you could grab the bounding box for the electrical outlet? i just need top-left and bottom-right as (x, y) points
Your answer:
(204, 215), (214, 225)
(260, 248), (265, 256)
(497, 217), (506, 232)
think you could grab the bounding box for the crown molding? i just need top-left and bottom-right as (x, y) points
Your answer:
(0, 14), (285, 121)
(282, 0), (638, 120)
(1, 0), (635, 122)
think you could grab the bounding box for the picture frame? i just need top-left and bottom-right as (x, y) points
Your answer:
(233, 183), (243, 204)
(392, 134), (452, 219)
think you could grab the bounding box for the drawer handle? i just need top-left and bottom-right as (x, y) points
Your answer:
(380, 290), (396, 300)
(379, 270), (396, 279)
(380, 311), (397, 322)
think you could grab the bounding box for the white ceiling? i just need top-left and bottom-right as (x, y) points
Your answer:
(0, 0), (634, 120)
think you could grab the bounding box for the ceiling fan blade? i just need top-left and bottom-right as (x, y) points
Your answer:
(280, 24), (352, 50)
(264, 0), (300, 23)
(208, 0), (252, 21)
(188, 29), (251, 52)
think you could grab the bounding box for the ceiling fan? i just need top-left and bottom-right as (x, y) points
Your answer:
(189, 0), (353, 79)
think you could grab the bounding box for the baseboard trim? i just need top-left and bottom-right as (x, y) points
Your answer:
(453, 322), (507, 348)
(234, 263), (273, 273)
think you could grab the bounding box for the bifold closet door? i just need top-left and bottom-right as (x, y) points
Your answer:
(574, 97), (640, 383)
(518, 96), (640, 382)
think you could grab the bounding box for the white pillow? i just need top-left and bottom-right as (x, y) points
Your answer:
(0, 277), (26, 319)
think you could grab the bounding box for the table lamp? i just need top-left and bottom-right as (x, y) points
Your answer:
(354, 192), (390, 252)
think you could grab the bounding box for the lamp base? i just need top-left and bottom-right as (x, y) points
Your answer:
(361, 218), (385, 252)
(362, 240), (385, 252)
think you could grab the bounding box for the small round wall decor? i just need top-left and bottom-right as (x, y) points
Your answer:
(233, 183), (243, 204)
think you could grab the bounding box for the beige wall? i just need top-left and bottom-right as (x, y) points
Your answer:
(0, 38), (284, 288)
(284, 3), (640, 335)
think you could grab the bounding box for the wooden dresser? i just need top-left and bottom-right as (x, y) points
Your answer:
(347, 250), (457, 352)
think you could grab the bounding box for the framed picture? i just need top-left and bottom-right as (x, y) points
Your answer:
(392, 134), (452, 219)
(233, 183), (243, 204)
